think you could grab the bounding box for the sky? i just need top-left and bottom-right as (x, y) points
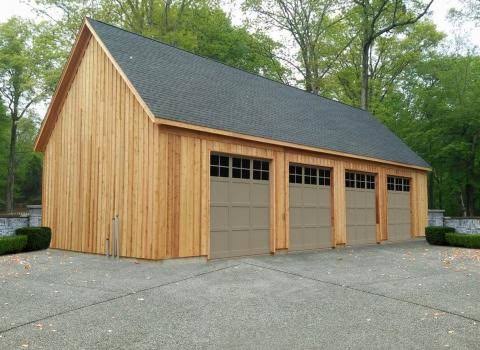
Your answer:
(0, 0), (479, 46)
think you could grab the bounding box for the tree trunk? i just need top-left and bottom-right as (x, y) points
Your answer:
(6, 118), (17, 212)
(360, 43), (369, 110)
(465, 184), (475, 217)
(427, 173), (434, 209)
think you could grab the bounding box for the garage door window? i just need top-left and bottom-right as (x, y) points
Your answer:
(319, 169), (330, 186)
(346, 171), (375, 189)
(210, 154), (229, 177)
(211, 154), (270, 181)
(304, 167), (317, 184)
(345, 172), (356, 188)
(290, 165), (331, 186)
(232, 157), (250, 179)
(289, 165), (303, 184)
(253, 160), (269, 181)
(387, 176), (410, 192)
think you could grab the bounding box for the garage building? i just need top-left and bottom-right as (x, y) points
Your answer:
(35, 19), (430, 260)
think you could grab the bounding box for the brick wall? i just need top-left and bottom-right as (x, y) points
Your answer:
(428, 209), (480, 234)
(0, 205), (42, 237)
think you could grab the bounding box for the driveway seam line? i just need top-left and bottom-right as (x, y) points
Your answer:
(0, 263), (240, 335)
(242, 261), (480, 323)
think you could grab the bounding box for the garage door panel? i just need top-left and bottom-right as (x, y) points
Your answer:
(251, 184), (269, 205)
(229, 207), (250, 229)
(211, 181), (229, 204)
(251, 207), (269, 229)
(317, 208), (330, 225)
(290, 228), (303, 248)
(210, 230), (229, 257)
(211, 206), (229, 231)
(303, 188), (318, 206)
(229, 230), (250, 253)
(229, 182), (250, 205)
(317, 189), (330, 207)
(346, 173), (377, 245)
(290, 207), (303, 227)
(290, 186), (302, 205)
(387, 178), (411, 241)
(289, 165), (332, 251)
(302, 207), (320, 226)
(250, 229), (270, 251)
(210, 154), (270, 259)
(317, 227), (331, 246)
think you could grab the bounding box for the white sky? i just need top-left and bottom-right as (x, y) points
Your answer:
(0, 0), (479, 46)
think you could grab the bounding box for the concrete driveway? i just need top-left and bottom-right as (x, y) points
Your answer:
(0, 240), (479, 349)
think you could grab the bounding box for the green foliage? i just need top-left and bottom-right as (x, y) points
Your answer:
(0, 235), (28, 255)
(0, 17), (60, 211)
(425, 226), (456, 246)
(15, 227), (52, 251)
(32, 0), (287, 81)
(445, 232), (480, 249)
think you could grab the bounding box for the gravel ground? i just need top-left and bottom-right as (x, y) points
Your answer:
(0, 240), (479, 349)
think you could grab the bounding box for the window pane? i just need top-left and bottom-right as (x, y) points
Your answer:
(325, 178), (330, 186)
(289, 174), (295, 183)
(262, 172), (269, 181)
(232, 158), (241, 168)
(395, 178), (403, 191)
(296, 175), (302, 184)
(310, 176), (317, 185)
(262, 162), (269, 171)
(253, 160), (261, 170)
(232, 168), (241, 178)
(242, 158), (250, 168)
(219, 156), (229, 167)
(324, 170), (330, 178)
(242, 169), (250, 179)
(210, 154), (219, 166)
(305, 176), (311, 185)
(289, 165), (295, 174)
(253, 170), (261, 180)
(210, 166), (219, 177)
(219, 167), (229, 177)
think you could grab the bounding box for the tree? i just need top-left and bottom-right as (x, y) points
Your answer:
(31, 0), (287, 81)
(243, 0), (352, 93)
(351, 0), (433, 110)
(323, 20), (443, 111)
(0, 18), (54, 211)
(388, 55), (480, 216)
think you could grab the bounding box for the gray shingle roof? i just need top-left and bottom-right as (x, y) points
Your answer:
(88, 18), (429, 168)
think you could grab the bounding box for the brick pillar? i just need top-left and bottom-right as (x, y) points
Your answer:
(27, 205), (42, 227)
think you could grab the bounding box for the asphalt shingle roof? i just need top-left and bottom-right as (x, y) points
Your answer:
(88, 18), (429, 168)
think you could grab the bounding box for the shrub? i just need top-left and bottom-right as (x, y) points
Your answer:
(425, 226), (456, 246)
(446, 232), (480, 249)
(0, 235), (28, 255)
(15, 227), (52, 252)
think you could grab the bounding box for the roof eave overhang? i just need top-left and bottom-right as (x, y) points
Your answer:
(150, 116), (431, 172)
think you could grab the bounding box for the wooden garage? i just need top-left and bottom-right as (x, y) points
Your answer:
(34, 18), (430, 260)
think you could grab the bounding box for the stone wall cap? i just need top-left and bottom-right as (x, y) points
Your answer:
(428, 209), (445, 213)
(445, 217), (480, 220)
(26, 205), (42, 209)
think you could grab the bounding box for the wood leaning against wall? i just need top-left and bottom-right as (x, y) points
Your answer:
(41, 29), (429, 260)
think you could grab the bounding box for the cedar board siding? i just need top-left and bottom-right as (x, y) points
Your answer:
(42, 35), (429, 260)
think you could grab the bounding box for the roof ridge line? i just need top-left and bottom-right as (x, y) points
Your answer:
(86, 17), (368, 114)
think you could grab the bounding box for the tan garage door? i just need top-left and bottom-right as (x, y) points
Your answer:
(289, 165), (332, 251)
(345, 172), (377, 245)
(210, 154), (270, 259)
(387, 176), (412, 241)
